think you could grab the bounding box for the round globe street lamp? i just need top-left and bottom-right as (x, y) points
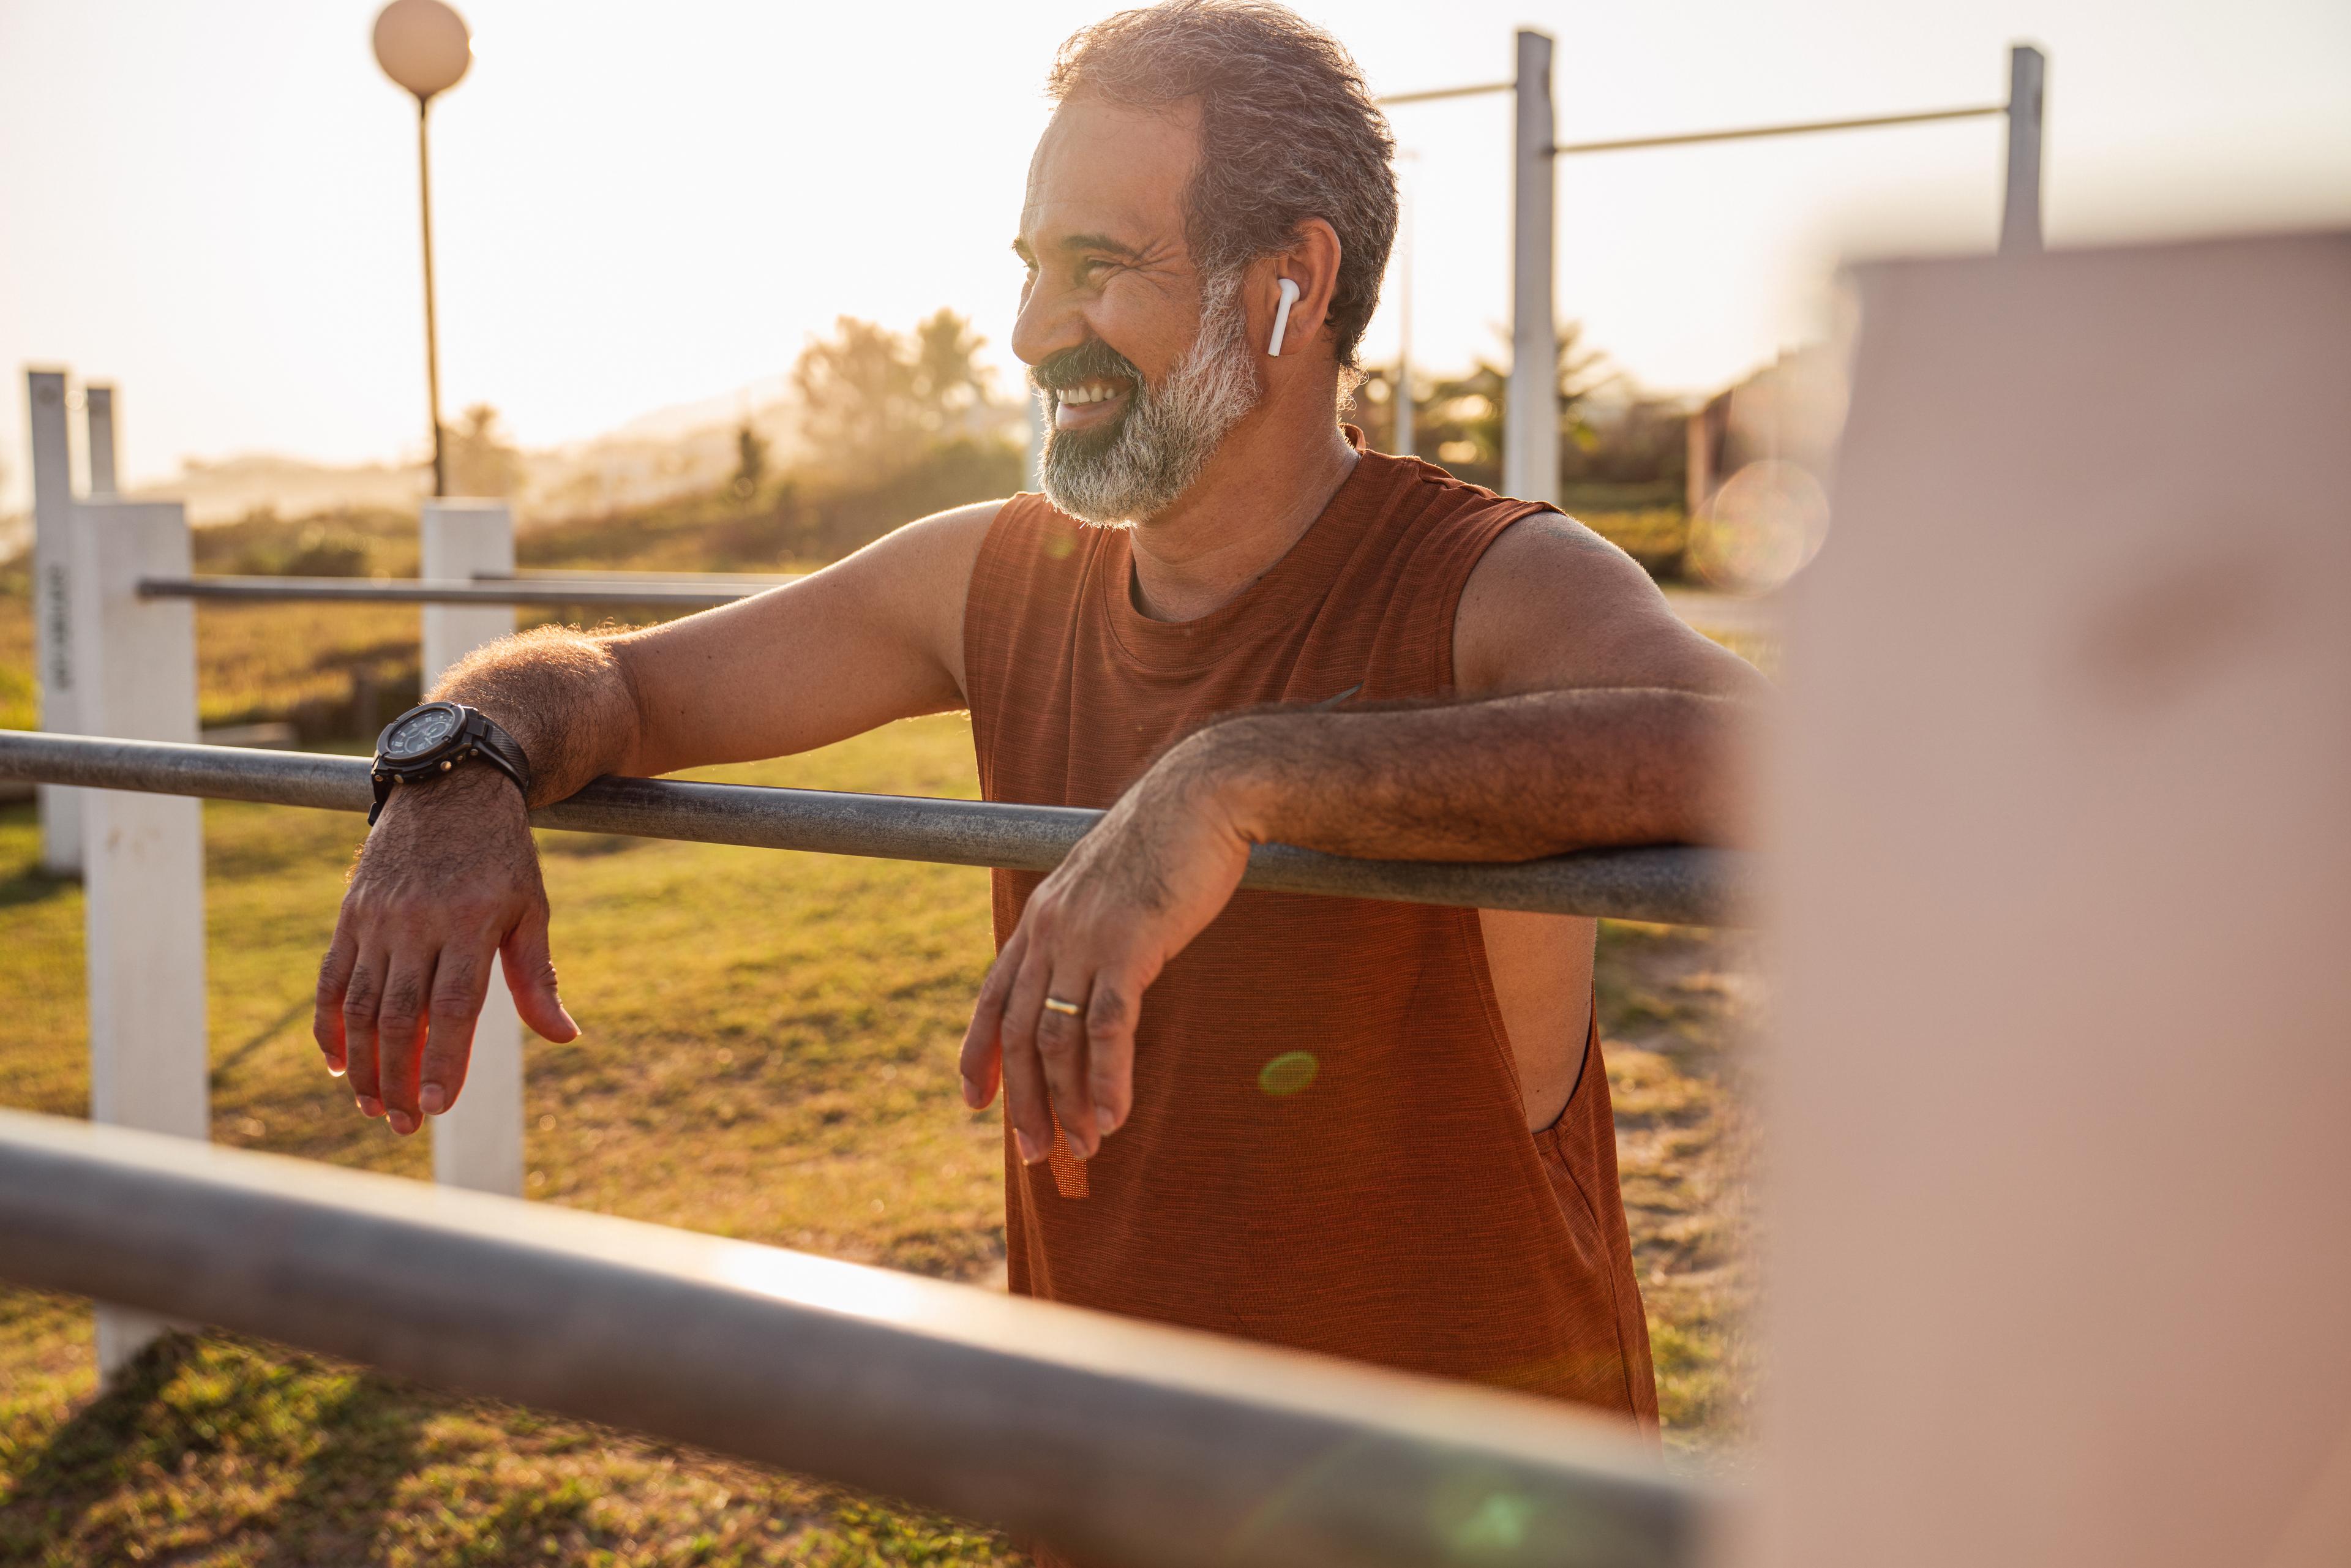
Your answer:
(373, 0), (472, 498)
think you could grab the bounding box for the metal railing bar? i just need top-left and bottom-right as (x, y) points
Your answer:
(0, 732), (1750, 925)
(0, 1109), (1705, 1568)
(1553, 102), (2003, 156)
(487, 568), (806, 587)
(1378, 80), (1514, 106)
(137, 575), (756, 609)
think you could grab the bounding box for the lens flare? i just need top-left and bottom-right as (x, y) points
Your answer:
(1686, 458), (1831, 596)
(1258, 1051), (1319, 1097)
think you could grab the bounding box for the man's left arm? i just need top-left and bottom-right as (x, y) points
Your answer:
(959, 514), (1770, 1163)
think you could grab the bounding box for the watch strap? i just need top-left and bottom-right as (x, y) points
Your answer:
(463, 711), (534, 803)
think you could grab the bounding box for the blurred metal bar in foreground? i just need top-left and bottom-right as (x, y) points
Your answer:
(137, 575), (754, 609)
(0, 1109), (1706, 1568)
(0, 731), (1749, 925)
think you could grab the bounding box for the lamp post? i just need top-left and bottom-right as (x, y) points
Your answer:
(372, 0), (471, 498)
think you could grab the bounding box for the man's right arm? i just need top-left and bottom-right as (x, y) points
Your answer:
(313, 500), (1000, 1136)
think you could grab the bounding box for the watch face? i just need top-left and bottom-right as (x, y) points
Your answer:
(384, 705), (460, 759)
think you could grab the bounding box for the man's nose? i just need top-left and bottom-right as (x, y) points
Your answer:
(1011, 274), (1086, 372)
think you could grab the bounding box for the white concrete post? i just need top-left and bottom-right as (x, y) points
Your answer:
(28, 370), (83, 876)
(70, 499), (206, 1379)
(1504, 29), (1558, 505)
(418, 499), (524, 1197)
(85, 384), (119, 496)
(2000, 44), (2046, 256)
(1395, 157), (1417, 461)
(1024, 391), (1046, 492)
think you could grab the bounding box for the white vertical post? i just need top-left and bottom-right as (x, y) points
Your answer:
(85, 384), (119, 496)
(1504, 29), (1558, 505)
(418, 498), (524, 1197)
(28, 369), (83, 876)
(1024, 391), (1046, 492)
(70, 499), (206, 1379)
(2000, 44), (2045, 255)
(1394, 156), (1416, 461)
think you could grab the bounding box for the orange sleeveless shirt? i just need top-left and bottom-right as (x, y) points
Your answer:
(961, 443), (1658, 1425)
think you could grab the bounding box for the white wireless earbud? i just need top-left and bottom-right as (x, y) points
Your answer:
(1267, 278), (1301, 356)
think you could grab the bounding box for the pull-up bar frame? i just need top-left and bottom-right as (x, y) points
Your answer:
(1377, 39), (2047, 504)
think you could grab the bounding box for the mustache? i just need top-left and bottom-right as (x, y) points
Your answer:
(1030, 338), (1143, 394)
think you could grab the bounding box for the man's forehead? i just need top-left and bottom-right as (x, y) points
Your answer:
(1018, 94), (1200, 255)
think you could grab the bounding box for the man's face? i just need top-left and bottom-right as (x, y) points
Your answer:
(1013, 93), (1260, 525)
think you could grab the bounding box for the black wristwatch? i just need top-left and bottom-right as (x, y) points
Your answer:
(370, 702), (534, 826)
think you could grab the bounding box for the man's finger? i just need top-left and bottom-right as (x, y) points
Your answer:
(995, 940), (1060, 1166)
(499, 901), (580, 1045)
(418, 939), (495, 1117)
(959, 931), (1024, 1111)
(1032, 961), (1100, 1158)
(313, 915), (361, 1073)
(374, 949), (437, 1136)
(340, 943), (391, 1119)
(1085, 962), (1146, 1141)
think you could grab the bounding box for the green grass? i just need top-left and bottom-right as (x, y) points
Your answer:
(0, 716), (1024, 1565)
(0, 560), (1762, 1556)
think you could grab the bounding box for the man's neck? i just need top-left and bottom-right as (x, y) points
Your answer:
(1124, 396), (1360, 624)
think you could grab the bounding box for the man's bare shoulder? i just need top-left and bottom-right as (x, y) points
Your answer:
(831, 499), (1007, 607)
(1454, 509), (1769, 699)
(876, 498), (1007, 564)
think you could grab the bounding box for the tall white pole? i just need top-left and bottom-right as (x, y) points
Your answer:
(2000, 45), (2046, 255)
(70, 498), (207, 1381)
(85, 385), (119, 496)
(1025, 390), (1046, 492)
(27, 370), (83, 877)
(1394, 156), (1416, 460)
(1504, 29), (1558, 505)
(418, 498), (525, 1198)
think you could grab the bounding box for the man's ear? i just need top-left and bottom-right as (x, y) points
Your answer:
(1253, 219), (1343, 359)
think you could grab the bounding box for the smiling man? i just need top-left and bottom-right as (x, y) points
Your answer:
(316, 0), (1765, 1448)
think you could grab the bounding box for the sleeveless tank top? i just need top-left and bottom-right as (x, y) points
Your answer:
(961, 439), (1659, 1424)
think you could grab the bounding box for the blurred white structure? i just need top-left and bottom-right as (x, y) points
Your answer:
(1766, 231), (2351, 1568)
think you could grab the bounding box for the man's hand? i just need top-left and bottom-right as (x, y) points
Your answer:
(959, 737), (1255, 1163)
(313, 770), (580, 1135)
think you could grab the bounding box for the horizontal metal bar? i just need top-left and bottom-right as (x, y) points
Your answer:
(138, 575), (756, 609)
(1553, 102), (2003, 156)
(1379, 80), (1513, 106)
(0, 731), (1750, 924)
(492, 568), (805, 587)
(0, 1109), (1704, 1568)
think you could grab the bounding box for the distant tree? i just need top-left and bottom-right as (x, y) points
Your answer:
(911, 308), (994, 435)
(794, 317), (923, 478)
(793, 310), (1003, 479)
(441, 403), (525, 498)
(730, 419), (770, 501)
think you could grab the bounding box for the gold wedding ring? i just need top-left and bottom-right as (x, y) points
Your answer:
(1041, 996), (1083, 1017)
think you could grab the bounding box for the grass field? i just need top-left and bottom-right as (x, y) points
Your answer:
(0, 566), (1758, 1564)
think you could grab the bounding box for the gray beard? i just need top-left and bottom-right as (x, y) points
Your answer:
(1035, 271), (1261, 527)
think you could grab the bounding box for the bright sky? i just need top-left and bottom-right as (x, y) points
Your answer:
(2, 0), (2346, 501)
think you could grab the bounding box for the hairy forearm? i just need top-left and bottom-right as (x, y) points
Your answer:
(429, 626), (645, 806)
(1180, 688), (1757, 861)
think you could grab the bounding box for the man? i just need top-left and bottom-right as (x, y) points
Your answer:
(315, 0), (1764, 1438)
